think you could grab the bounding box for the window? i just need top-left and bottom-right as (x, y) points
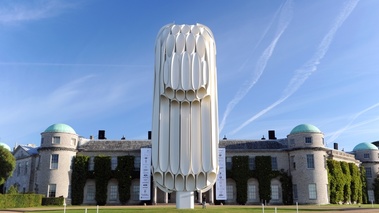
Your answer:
(305, 137), (312, 144)
(25, 162), (28, 175)
(248, 184), (256, 200)
(366, 167), (372, 178)
(322, 138), (325, 145)
(41, 138), (44, 145)
(68, 185), (71, 198)
(307, 154), (314, 169)
(227, 184), (234, 200)
(17, 163), (21, 176)
(364, 153), (370, 159)
(111, 157), (118, 170)
(308, 184), (317, 200)
(37, 156), (41, 170)
(271, 185), (279, 200)
(88, 157), (94, 171)
(50, 154), (59, 169)
(271, 157), (278, 171)
(368, 190), (375, 202)
(86, 185), (95, 201)
(249, 157), (255, 170)
(71, 138), (77, 146)
(70, 156), (74, 170)
(52, 136), (60, 144)
(48, 184), (57, 197)
(226, 157), (232, 170)
(134, 156), (141, 171)
(293, 184), (298, 200)
(291, 156), (296, 169)
(132, 185), (140, 201)
(109, 185), (118, 201)
(290, 139), (295, 147)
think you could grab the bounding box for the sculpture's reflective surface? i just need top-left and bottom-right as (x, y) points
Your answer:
(152, 24), (219, 195)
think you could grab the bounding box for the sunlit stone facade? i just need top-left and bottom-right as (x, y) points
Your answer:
(3, 123), (375, 205)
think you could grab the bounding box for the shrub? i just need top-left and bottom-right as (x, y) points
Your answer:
(42, 196), (64, 206)
(0, 194), (43, 208)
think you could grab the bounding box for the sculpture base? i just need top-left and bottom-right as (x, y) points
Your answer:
(176, 191), (194, 209)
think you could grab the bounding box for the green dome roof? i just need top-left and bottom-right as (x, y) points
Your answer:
(353, 142), (378, 151)
(0, 142), (11, 151)
(44, 123), (76, 134)
(290, 124), (321, 134)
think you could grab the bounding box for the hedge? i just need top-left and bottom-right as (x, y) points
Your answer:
(0, 194), (43, 208)
(42, 196), (65, 206)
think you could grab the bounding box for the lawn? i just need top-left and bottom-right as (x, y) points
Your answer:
(4, 204), (379, 213)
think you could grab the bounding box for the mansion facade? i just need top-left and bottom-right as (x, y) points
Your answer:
(3, 123), (379, 205)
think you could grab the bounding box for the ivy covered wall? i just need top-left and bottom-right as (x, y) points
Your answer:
(115, 156), (134, 204)
(227, 155), (292, 205)
(71, 155), (135, 205)
(94, 156), (111, 205)
(327, 160), (365, 204)
(231, 156), (249, 204)
(71, 155), (89, 205)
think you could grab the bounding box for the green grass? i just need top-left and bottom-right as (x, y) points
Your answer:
(4, 204), (379, 213)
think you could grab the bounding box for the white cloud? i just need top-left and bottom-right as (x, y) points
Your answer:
(0, 0), (78, 25)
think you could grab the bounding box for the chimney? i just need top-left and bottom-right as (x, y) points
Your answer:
(223, 135), (227, 140)
(90, 135), (93, 140)
(334, 143), (338, 150)
(261, 135), (266, 140)
(98, 130), (106, 140)
(148, 131), (152, 140)
(268, 130), (276, 140)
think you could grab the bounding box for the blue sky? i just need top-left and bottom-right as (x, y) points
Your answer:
(1, 0), (378, 152)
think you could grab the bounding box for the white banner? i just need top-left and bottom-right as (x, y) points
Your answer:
(216, 148), (227, 200)
(139, 148), (151, 200)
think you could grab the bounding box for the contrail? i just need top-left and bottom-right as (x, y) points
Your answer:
(230, 0), (359, 135)
(327, 102), (379, 143)
(236, 2), (284, 73)
(219, 0), (293, 132)
(0, 62), (149, 68)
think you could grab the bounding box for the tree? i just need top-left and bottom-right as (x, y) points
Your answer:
(0, 146), (16, 185)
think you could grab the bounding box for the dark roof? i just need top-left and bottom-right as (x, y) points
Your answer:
(20, 145), (38, 155)
(220, 139), (288, 150)
(78, 138), (288, 152)
(78, 140), (151, 152)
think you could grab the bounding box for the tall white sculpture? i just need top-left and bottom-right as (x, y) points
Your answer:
(152, 23), (219, 209)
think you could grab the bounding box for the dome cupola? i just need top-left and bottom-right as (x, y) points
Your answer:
(290, 124), (321, 135)
(44, 123), (76, 134)
(287, 124), (324, 148)
(40, 123), (78, 148)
